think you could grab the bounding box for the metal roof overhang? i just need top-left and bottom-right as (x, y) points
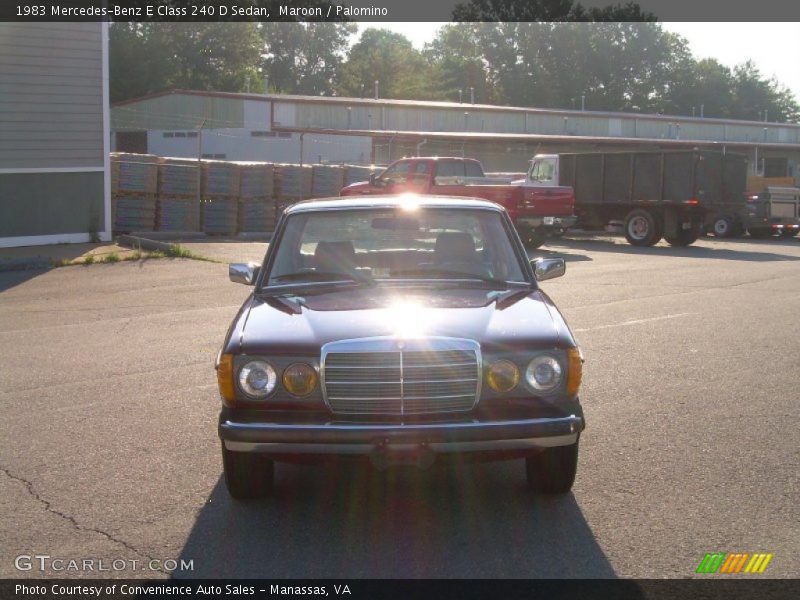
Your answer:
(271, 126), (800, 152)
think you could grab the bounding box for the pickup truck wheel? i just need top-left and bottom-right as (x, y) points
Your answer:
(222, 444), (274, 500)
(521, 230), (546, 249)
(665, 224), (701, 247)
(779, 228), (799, 238)
(624, 209), (662, 247)
(525, 441), (579, 494)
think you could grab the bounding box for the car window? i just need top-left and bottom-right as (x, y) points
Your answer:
(435, 160), (463, 178)
(410, 162), (432, 185)
(266, 208), (527, 286)
(465, 161), (484, 177)
(380, 162), (411, 184)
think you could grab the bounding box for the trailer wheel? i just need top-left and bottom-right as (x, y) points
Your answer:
(665, 224), (701, 247)
(779, 228), (799, 238)
(710, 216), (737, 238)
(624, 209), (662, 247)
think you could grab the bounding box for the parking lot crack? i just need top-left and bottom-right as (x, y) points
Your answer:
(0, 466), (167, 574)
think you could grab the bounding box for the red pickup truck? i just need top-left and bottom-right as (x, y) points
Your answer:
(340, 157), (576, 247)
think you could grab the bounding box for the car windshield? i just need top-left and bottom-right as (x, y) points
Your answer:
(265, 208), (529, 289)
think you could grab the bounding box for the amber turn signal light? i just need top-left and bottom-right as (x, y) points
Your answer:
(217, 353), (237, 402)
(566, 347), (583, 396)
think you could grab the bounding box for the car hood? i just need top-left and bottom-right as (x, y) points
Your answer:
(230, 286), (574, 355)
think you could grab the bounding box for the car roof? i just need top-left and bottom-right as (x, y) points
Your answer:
(285, 195), (505, 214)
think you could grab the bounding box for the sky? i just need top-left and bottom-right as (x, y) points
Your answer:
(362, 22), (800, 105)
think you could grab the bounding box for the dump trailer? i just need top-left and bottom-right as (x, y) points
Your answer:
(528, 151), (747, 247)
(707, 176), (800, 239)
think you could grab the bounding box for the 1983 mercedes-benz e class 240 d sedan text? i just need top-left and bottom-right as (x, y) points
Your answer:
(216, 196), (585, 499)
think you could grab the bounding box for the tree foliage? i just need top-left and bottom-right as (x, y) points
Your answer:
(109, 21), (799, 123)
(451, 0), (656, 22)
(109, 23), (262, 103)
(337, 29), (434, 100)
(260, 22), (357, 95)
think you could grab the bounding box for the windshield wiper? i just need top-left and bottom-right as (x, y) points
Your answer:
(389, 268), (529, 290)
(267, 270), (375, 287)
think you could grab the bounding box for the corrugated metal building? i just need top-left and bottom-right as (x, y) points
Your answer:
(0, 22), (111, 248)
(111, 90), (800, 180)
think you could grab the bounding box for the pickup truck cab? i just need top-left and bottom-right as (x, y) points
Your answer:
(341, 157), (576, 248)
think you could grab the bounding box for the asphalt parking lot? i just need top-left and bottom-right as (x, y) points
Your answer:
(0, 234), (798, 579)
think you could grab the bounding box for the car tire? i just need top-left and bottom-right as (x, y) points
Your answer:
(665, 224), (701, 247)
(525, 441), (579, 494)
(624, 209), (662, 247)
(748, 227), (773, 239)
(222, 444), (274, 500)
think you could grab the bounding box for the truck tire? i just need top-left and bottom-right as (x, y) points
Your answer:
(748, 227), (773, 239)
(222, 444), (274, 500)
(710, 216), (737, 238)
(665, 224), (701, 247)
(624, 209), (662, 247)
(526, 441), (579, 494)
(780, 228), (799, 238)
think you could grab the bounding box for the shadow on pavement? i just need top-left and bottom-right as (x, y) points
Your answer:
(0, 268), (51, 293)
(176, 459), (617, 579)
(548, 236), (800, 262)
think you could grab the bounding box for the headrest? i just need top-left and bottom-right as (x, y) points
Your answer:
(434, 232), (477, 263)
(314, 241), (356, 271)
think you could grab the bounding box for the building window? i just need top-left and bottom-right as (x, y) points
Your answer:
(278, 132), (292, 139)
(163, 132), (174, 138)
(251, 131), (276, 137)
(174, 132), (187, 138)
(213, 154), (226, 159)
(186, 131), (198, 138)
(201, 154), (214, 159)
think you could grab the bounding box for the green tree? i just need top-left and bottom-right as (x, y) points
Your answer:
(730, 61), (799, 122)
(452, 0), (656, 21)
(424, 24), (497, 104)
(260, 22), (357, 95)
(109, 23), (262, 102)
(338, 29), (435, 100)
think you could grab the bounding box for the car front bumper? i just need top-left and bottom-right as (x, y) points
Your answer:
(219, 414), (584, 455)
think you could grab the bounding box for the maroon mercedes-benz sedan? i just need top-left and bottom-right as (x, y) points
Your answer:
(216, 196), (584, 499)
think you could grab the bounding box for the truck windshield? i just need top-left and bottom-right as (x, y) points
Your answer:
(266, 208), (528, 288)
(529, 159), (555, 182)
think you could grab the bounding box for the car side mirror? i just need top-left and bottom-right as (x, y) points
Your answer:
(531, 257), (566, 282)
(229, 262), (260, 286)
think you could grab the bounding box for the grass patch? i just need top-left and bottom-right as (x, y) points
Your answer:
(83, 254), (95, 265)
(103, 252), (120, 263)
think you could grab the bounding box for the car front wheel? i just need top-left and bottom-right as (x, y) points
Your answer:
(526, 441), (579, 494)
(222, 444), (274, 500)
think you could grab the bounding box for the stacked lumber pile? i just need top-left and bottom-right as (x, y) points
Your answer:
(110, 153), (159, 232)
(237, 162), (277, 232)
(201, 161), (241, 235)
(157, 158), (200, 231)
(311, 165), (346, 197)
(274, 164), (312, 201)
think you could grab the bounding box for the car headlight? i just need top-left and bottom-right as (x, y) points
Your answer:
(238, 360), (277, 399)
(282, 363), (318, 396)
(486, 360), (520, 393)
(525, 355), (563, 393)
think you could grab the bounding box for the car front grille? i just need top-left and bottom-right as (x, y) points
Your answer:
(322, 338), (481, 416)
